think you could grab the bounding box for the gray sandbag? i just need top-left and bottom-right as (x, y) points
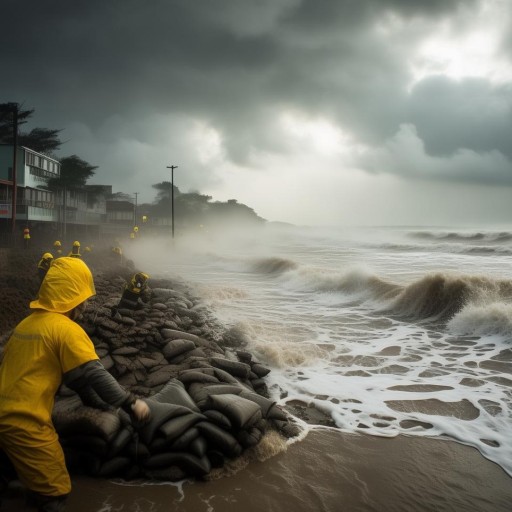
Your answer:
(168, 427), (200, 451)
(189, 436), (208, 458)
(163, 339), (196, 360)
(206, 394), (262, 430)
(159, 412), (206, 441)
(250, 363), (271, 378)
(207, 449), (225, 469)
(126, 439), (151, 461)
(112, 346), (140, 356)
(139, 401), (194, 445)
(100, 355), (114, 371)
(187, 383), (244, 409)
(202, 410), (232, 430)
(212, 367), (242, 385)
(237, 426), (263, 448)
(239, 391), (277, 418)
(53, 407), (121, 443)
(161, 329), (202, 343)
(267, 404), (288, 421)
(151, 379), (200, 412)
(143, 452), (211, 477)
(171, 348), (206, 364)
(178, 370), (219, 385)
(107, 426), (134, 458)
(210, 357), (251, 380)
(97, 457), (131, 477)
(195, 421), (242, 458)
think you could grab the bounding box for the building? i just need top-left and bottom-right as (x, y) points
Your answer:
(0, 144), (107, 245)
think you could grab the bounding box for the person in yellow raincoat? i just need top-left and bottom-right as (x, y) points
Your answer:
(37, 252), (54, 284)
(67, 241), (81, 258)
(0, 257), (150, 511)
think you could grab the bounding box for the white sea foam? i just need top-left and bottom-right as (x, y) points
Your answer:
(126, 224), (512, 477)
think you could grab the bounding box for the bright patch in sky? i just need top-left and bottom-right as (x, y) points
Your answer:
(279, 112), (350, 155)
(410, 0), (512, 85)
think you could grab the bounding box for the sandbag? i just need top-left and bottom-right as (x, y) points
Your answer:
(202, 410), (232, 430)
(143, 452), (211, 476)
(239, 391), (277, 418)
(188, 383), (244, 409)
(152, 379), (200, 412)
(189, 436), (208, 458)
(53, 407), (121, 442)
(163, 339), (196, 360)
(107, 426), (134, 458)
(206, 394), (262, 430)
(97, 457), (131, 477)
(178, 370), (219, 385)
(237, 427), (263, 448)
(159, 412), (206, 441)
(210, 357), (251, 380)
(195, 421), (242, 458)
(139, 401), (193, 445)
(250, 363), (271, 378)
(168, 427), (200, 451)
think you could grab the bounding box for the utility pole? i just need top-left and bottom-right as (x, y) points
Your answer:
(133, 192), (139, 227)
(166, 165), (178, 238)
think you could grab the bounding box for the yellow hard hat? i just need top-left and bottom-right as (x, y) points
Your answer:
(54, 240), (61, 247)
(73, 240), (81, 247)
(42, 252), (53, 260)
(30, 257), (96, 313)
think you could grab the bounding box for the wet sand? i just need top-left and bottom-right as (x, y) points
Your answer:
(3, 429), (511, 512)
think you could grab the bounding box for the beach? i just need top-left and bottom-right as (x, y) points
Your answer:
(2, 224), (512, 511)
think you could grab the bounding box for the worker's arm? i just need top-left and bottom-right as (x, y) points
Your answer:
(63, 360), (150, 421)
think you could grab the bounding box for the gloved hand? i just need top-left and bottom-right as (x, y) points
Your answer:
(131, 399), (151, 423)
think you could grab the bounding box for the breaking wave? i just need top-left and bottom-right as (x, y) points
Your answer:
(408, 231), (512, 243)
(250, 257), (299, 274)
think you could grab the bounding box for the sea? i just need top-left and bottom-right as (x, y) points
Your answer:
(82, 223), (506, 512)
(8, 223), (511, 512)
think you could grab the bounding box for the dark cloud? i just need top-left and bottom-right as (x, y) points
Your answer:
(407, 76), (512, 159)
(0, 0), (510, 202)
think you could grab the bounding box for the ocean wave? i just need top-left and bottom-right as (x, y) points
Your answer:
(279, 267), (400, 300)
(250, 257), (299, 274)
(408, 231), (512, 244)
(386, 273), (512, 322)
(448, 303), (512, 337)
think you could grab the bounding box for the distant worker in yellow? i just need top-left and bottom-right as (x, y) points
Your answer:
(23, 227), (30, 249)
(53, 240), (62, 256)
(0, 258), (150, 510)
(37, 252), (54, 284)
(112, 272), (151, 316)
(68, 241), (81, 258)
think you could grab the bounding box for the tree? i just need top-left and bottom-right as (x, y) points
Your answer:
(152, 181), (180, 203)
(47, 155), (97, 190)
(0, 102), (62, 154)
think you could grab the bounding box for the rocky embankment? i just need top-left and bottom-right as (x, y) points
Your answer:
(1, 249), (300, 482)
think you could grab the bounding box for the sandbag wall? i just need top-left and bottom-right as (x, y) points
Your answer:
(53, 270), (292, 481)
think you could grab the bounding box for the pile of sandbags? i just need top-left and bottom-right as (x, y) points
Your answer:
(53, 270), (294, 481)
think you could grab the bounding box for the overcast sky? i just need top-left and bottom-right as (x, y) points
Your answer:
(1, 0), (512, 226)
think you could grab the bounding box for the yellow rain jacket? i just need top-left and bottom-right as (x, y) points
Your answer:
(0, 257), (98, 496)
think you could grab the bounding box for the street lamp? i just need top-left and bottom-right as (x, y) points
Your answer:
(166, 165), (178, 238)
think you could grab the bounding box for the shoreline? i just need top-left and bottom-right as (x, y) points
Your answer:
(2, 429), (512, 512)
(2, 247), (512, 511)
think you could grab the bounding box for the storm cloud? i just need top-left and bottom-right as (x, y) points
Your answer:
(1, 0), (511, 224)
